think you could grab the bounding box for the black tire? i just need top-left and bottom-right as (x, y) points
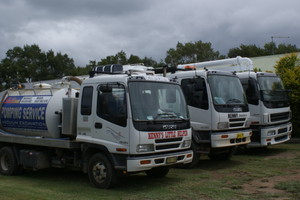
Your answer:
(88, 153), (117, 189)
(208, 147), (236, 161)
(145, 166), (170, 178)
(0, 146), (20, 175)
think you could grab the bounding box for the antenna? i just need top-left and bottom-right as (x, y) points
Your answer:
(271, 36), (290, 54)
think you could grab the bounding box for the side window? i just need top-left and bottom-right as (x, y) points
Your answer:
(181, 77), (209, 110)
(97, 84), (127, 127)
(240, 78), (259, 105)
(81, 86), (93, 115)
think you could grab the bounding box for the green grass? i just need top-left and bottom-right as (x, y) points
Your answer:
(1, 143), (300, 200)
(275, 181), (300, 197)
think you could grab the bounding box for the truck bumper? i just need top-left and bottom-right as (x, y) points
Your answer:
(211, 129), (252, 148)
(248, 122), (292, 148)
(126, 150), (193, 172)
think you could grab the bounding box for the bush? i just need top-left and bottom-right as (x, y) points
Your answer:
(275, 53), (300, 137)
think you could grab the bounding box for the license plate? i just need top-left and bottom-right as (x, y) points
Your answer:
(237, 133), (244, 139)
(166, 156), (177, 164)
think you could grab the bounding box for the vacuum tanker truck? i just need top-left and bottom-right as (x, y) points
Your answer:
(0, 64), (193, 188)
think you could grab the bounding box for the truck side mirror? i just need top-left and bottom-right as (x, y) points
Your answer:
(247, 79), (259, 104)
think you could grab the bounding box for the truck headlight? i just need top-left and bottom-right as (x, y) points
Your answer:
(182, 140), (191, 148)
(218, 122), (229, 129)
(267, 130), (276, 136)
(137, 144), (154, 152)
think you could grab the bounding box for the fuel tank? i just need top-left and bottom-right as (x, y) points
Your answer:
(0, 87), (77, 138)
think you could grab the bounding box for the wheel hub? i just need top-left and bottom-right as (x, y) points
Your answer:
(93, 162), (107, 183)
(0, 154), (9, 171)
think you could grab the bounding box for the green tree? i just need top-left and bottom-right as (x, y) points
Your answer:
(228, 42), (300, 57)
(276, 44), (300, 54)
(96, 51), (159, 69)
(128, 54), (142, 64)
(264, 42), (276, 55)
(274, 53), (300, 137)
(228, 44), (265, 58)
(97, 50), (128, 65)
(142, 57), (159, 68)
(0, 46), (33, 87)
(0, 44), (77, 89)
(165, 41), (221, 66)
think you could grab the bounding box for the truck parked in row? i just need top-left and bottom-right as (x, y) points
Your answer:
(183, 56), (292, 148)
(232, 60), (292, 147)
(0, 64), (193, 188)
(165, 57), (253, 166)
(238, 71), (292, 147)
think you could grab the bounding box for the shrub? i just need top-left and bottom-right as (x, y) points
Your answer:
(275, 53), (300, 137)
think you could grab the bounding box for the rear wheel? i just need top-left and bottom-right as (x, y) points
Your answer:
(145, 166), (170, 178)
(0, 146), (20, 175)
(88, 153), (117, 189)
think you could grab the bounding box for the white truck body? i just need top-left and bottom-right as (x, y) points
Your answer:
(237, 72), (292, 147)
(197, 56), (292, 147)
(0, 64), (192, 188)
(167, 60), (252, 163)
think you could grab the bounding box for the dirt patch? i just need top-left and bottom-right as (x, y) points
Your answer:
(264, 151), (298, 161)
(242, 169), (300, 197)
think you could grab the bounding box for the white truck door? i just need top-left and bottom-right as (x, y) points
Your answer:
(92, 83), (130, 152)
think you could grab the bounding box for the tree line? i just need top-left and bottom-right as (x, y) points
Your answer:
(1, 41), (299, 90)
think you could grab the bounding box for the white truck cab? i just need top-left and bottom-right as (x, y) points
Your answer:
(167, 59), (252, 166)
(192, 56), (292, 148)
(237, 71), (292, 147)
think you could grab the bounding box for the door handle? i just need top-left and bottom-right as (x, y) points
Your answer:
(95, 122), (102, 129)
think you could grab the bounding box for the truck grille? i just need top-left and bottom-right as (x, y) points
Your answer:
(156, 144), (180, 150)
(229, 118), (245, 128)
(275, 135), (288, 142)
(155, 137), (182, 143)
(155, 137), (183, 150)
(270, 112), (289, 122)
(278, 128), (288, 134)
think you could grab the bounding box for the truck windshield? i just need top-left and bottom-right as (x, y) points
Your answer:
(128, 81), (189, 121)
(208, 75), (247, 106)
(257, 76), (289, 108)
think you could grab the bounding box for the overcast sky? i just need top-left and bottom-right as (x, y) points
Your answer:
(1, 0), (299, 67)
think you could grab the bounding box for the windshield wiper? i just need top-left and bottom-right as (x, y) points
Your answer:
(154, 112), (178, 120)
(226, 99), (242, 104)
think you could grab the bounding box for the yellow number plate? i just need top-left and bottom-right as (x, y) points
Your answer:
(237, 133), (244, 139)
(166, 156), (177, 164)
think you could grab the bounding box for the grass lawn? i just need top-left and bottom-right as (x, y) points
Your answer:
(1, 143), (300, 200)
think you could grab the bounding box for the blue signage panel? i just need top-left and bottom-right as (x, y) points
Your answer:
(1, 96), (51, 131)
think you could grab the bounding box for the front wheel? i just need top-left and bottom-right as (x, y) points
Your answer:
(145, 166), (170, 178)
(88, 153), (117, 189)
(0, 146), (20, 175)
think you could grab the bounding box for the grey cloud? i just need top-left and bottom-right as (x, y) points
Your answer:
(26, 0), (158, 19)
(0, 0), (300, 66)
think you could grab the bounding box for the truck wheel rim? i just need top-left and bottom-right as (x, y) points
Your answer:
(92, 162), (107, 183)
(0, 154), (9, 171)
